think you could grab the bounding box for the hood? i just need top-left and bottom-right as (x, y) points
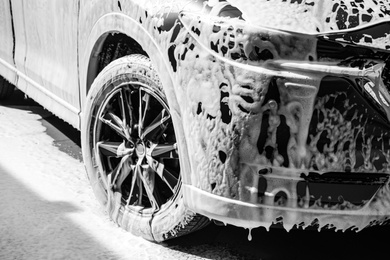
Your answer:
(223, 0), (390, 34)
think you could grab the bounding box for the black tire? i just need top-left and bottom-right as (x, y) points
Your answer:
(81, 55), (208, 242)
(0, 76), (15, 100)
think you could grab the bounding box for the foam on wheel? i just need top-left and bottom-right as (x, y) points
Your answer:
(81, 55), (208, 242)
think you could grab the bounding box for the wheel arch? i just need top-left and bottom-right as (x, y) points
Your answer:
(79, 13), (194, 187)
(79, 13), (177, 107)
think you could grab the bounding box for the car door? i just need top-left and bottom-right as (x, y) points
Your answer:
(13, 0), (81, 128)
(0, 0), (17, 84)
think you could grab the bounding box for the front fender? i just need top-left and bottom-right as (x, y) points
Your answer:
(79, 12), (194, 186)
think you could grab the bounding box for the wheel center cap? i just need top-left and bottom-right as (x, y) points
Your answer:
(136, 143), (145, 157)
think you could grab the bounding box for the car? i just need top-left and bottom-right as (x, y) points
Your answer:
(1, 0), (390, 242)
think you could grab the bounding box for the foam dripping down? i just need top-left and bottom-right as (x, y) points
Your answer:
(247, 228), (252, 241)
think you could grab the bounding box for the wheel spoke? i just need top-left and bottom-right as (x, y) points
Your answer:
(125, 164), (159, 209)
(138, 165), (159, 210)
(119, 88), (133, 139)
(100, 113), (127, 140)
(106, 155), (131, 219)
(107, 155), (131, 189)
(115, 157), (132, 189)
(136, 168), (143, 205)
(125, 165), (138, 207)
(145, 155), (178, 192)
(138, 89), (151, 137)
(150, 143), (178, 159)
(108, 112), (123, 129)
(140, 109), (171, 140)
(97, 141), (134, 158)
(97, 141), (122, 157)
(162, 168), (179, 192)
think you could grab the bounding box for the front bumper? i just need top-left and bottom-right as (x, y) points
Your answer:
(173, 13), (390, 231)
(183, 176), (390, 231)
